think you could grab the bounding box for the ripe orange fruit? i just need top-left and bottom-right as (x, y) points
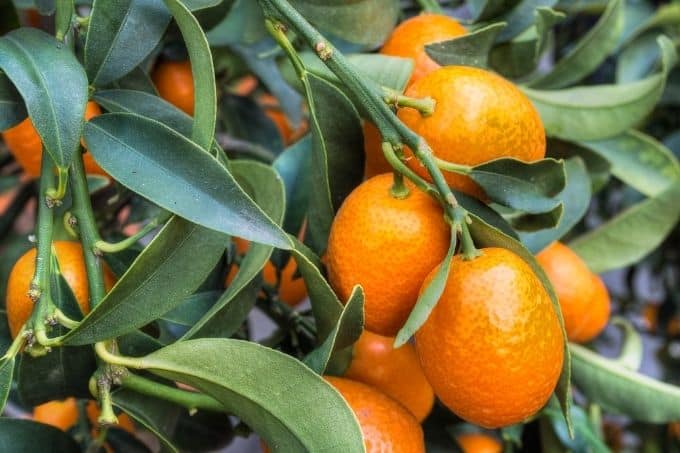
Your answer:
(344, 330), (434, 422)
(456, 433), (503, 453)
(86, 400), (135, 433)
(326, 173), (449, 336)
(536, 242), (611, 343)
(259, 94), (308, 146)
(6, 241), (116, 338)
(381, 14), (467, 86)
(152, 60), (194, 116)
(415, 247), (564, 428)
(1, 102), (106, 177)
(33, 398), (78, 431)
(227, 238), (307, 307)
(397, 66), (546, 198)
(325, 376), (425, 453)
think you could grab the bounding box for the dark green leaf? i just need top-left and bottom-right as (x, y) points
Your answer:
(0, 418), (80, 452)
(543, 398), (609, 453)
(529, 0), (624, 89)
(569, 182), (680, 273)
(112, 388), (181, 453)
(304, 285), (364, 374)
(63, 216), (229, 345)
(0, 71), (26, 130)
(506, 203), (563, 232)
(55, 0), (73, 41)
(490, 8), (564, 79)
(455, 190), (519, 239)
(519, 158), (591, 253)
(35, 0), (55, 14)
(206, 0), (267, 45)
(425, 23), (505, 69)
(290, 0), (400, 48)
(468, 0), (522, 21)
(220, 94), (283, 154)
(496, 0), (558, 42)
(0, 358), (14, 414)
(161, 291), (221, 326)
(118, 330), (164, 356)
(184, 160), (285, 339)
(109, 65), (158, 94)
(468, 213), (573, 434)
(305, 73), (363, 253)
(164, 0), (217, 150)
(83, 113), (291, 249)
(395, 226), (456, 347)
(140, 339), (364, 452)
(547, 139), (611, 192)
(470, 157), (566, 214)
(172, 410), (234, 452)
(570, 343), (680, 422)
(522, 36), (677, 141)
(579, 130), (680, 197)
(0, 28), (88, 167)
(274, 135), (312, 236)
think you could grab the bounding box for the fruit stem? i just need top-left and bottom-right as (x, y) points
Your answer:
(45, 166), (68, 204)
(260, 0), (465, 225)
(0, 326), (27, 362)
(94, 341), (145, 370)
(70, 150), (107, 308)
(384, 143), (411, 199)
(434, 157), (472, 175)
(95, 210), (172, 254)
(95, 374), (119, 427)
(416, 0), (444, 14)
(382, 87), (435, 116)
(121, 373), (225, 413)
(381, 142), (440, 198)
(459, 221), (481, 260)
(54, 309), (80, 329)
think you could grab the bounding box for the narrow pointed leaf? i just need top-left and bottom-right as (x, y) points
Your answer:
(569, 182), (680, 273)
(425, 23), (506, 69)
(0, 28), (87, 167)
(63, 216), (229, 345)
(0, 359), (13, 414)
(570, 343), (680, 422)
(83, 113), (291, 248)
(611, 318), (643, 371)
(0, 419), (80, 452)
(140, 339), (364, 452)
(529, 0), (624, 89)
(496, 0), (558, 42)
(0, 72), (26, 130)
(395, 227), (456, 347)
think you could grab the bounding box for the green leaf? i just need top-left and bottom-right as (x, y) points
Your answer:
(0, 358), (14, 414)
(164, 0), (217, 151)
(109, 65), (158, 94)
(579, 130), (680, 197)
(94, 89), (193, 137)
(172, 410), (234, 452)
(0, 71), (26, 130)
(616, 32), (660, 83)
(85, 0), (170, 86)
(542, 398), (609, 453)
(610, 317), (643, 371)
(528, 0), (625, 89)
(622, 3), (680, 46)
(206, 0), (267, 46)
(220, 93), (284, 154)
(183, 160), (286, 339)
(54, 0), (73, 42)
(490, 8), (564, 79)
(161, 291), (220, 326)
(140, 339), (364, 452)
(470, 157), (566, 214)
(519, 158), (591, 253)
(0, 28), (88, 168)
(0, 418), (80, 452)
(455, 190), (519, 240)
(305, 73), (363, 253)
(569, 182), (680, 273)
(522, 36), (677, 141)
(83, 113), (291, 249)
(63, 216), (229, 345)
(395, 227), (456, 347)
(112, 388), (181, 453)
(548, 139), (611, 193)
(425, 23), (506, 69)
(496, 0), (558, 42)
(570, 343), (680, 422)
(467, 213), (573, 435)
(304, 285), (364, 374)
(289, 0), (399, 48)
(468, 0), (522, 21)
(274, 136), (312, 236)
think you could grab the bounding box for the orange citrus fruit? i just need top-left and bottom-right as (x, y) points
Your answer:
(536, 241), (611, 343)
(326, 173), (449, 336)
(362, 122), (394, 179)
(227, 238), (307, 307)
(381, 14), (467, 86)
(33, 398), (78, 431)
(152, 60), (194, 116)
(344, 330), (434, 422)
(397, 66), (546, 198)
(6, 241), (116, 338)
(456, 433), (503, 453)
(415, 247), (564, 428)
(1, 101), (106, 177)
(325, 376), (425, 453)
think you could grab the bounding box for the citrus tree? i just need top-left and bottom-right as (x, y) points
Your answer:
(0, 0), (679, 451)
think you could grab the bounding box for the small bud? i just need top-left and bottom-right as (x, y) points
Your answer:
(315, 41), (332, 60)
(27, 287), (41, 303)
(67, 214), (78, 227)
